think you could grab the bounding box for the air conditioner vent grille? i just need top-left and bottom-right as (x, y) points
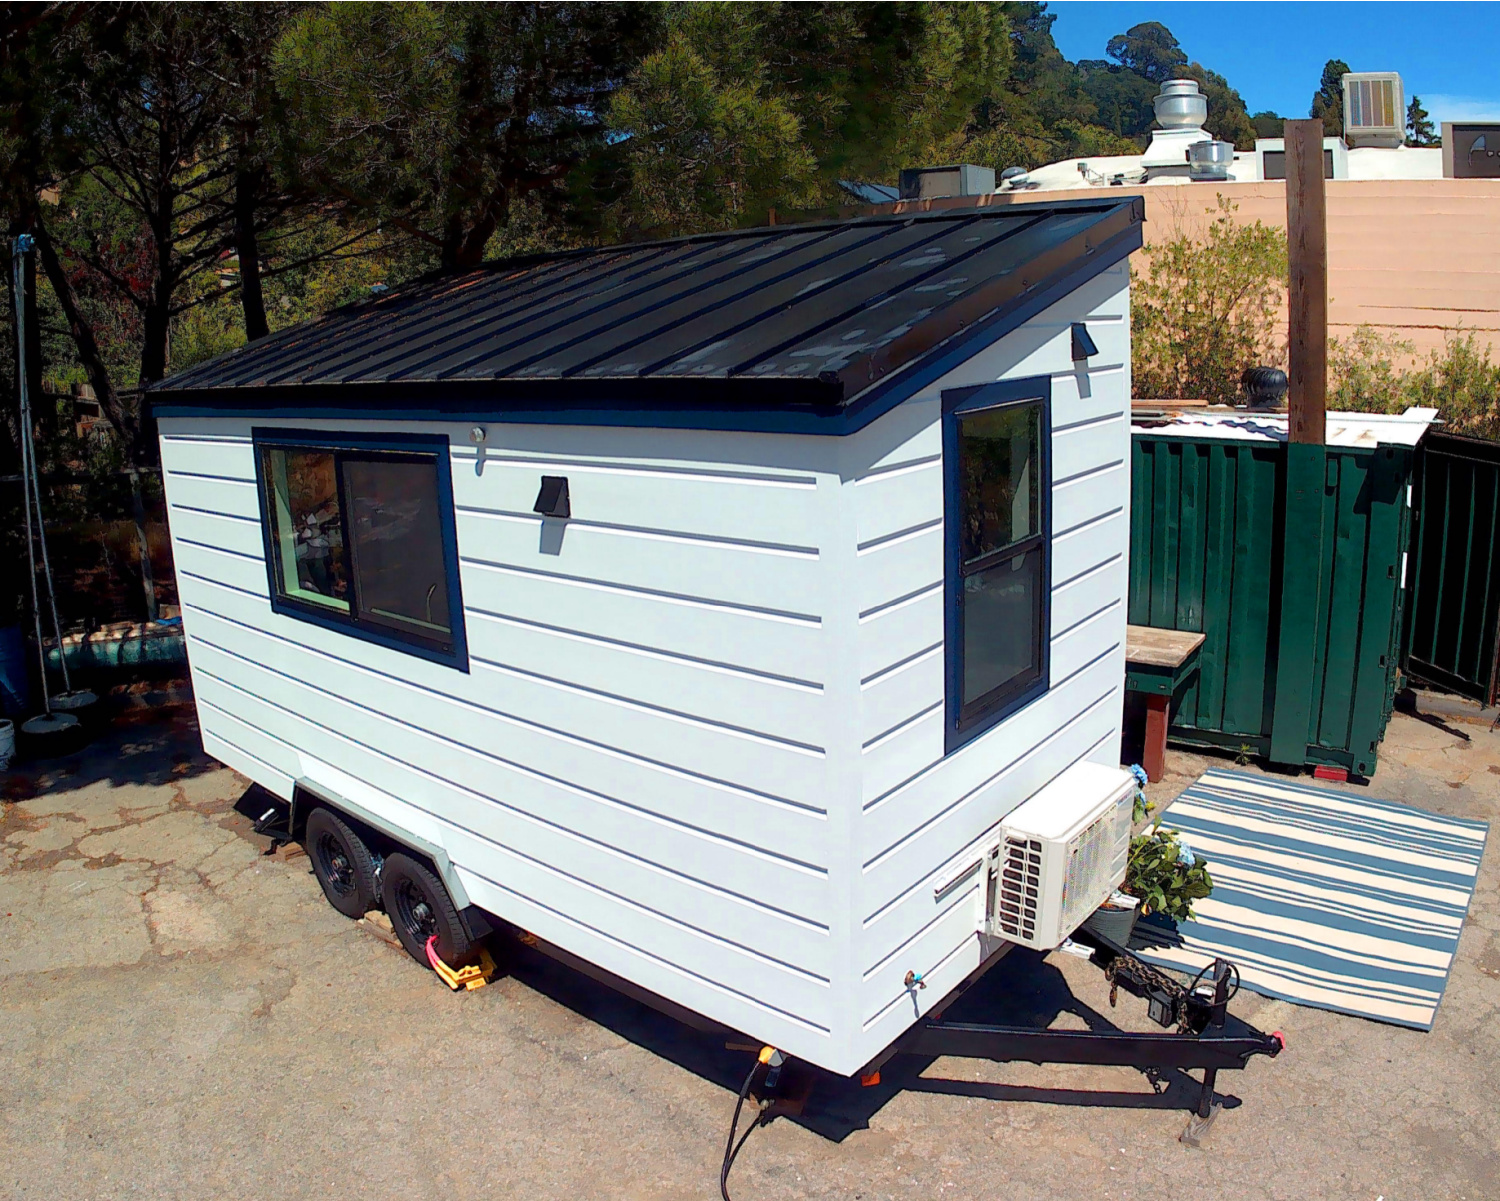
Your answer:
(996, 835), (1042, 941)
(1348, 78), (1397, 129)
(986, 766), (1136, 950)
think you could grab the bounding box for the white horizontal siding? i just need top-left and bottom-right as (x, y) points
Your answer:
(159, 417), (843, 1063)
(159, 257), (1134, 1078)
(847, 263), (1131, 1072)
(459, 560), (826, 685)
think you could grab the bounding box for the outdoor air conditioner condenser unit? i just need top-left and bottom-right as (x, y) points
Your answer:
(984, 762), (1136, 950)
(1342, 72), (1404, 148)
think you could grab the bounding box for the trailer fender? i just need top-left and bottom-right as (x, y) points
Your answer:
(291, 765), (473, 913)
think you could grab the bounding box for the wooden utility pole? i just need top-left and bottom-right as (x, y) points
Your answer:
(1268, 119), (1331, 767)
(1285, 118), (1327, 445)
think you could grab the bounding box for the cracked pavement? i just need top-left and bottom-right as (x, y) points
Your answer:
(1, 700), (1497, 1200)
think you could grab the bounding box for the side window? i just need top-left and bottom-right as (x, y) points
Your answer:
(256, 433), (467, 669)
(943, 380), (1050, 750)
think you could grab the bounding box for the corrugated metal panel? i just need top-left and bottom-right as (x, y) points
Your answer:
(151, 198), (1143, 411)
(1406, 432), (1500, 702)
(1129, 434), (1415, 775)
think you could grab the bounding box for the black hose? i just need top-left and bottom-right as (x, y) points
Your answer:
(719, 1056), (764, 1201)
(1187, 960), (1241, 1005)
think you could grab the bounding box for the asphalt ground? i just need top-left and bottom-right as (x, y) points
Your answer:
(1, 698), (1496, 1200)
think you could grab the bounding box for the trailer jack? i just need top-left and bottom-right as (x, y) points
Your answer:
(889, 929), (1284, 1145)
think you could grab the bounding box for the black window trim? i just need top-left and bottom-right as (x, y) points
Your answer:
(251, 427), (469, 672)
(942, 376), (1052, 754)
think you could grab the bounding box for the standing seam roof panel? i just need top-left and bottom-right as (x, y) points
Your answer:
(418, 227), (848, 383)
(192, 253), (612, 390)
(150, 198), (1145, 412)
(285, 250), (658, 386)
(484, 225), (894, 381)
(286, 246), (703, 386)
(555, 218), (1002, 381)
(650, 213), (1039, 378)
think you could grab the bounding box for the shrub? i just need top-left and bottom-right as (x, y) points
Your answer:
(1330, 326), (1500, 440)
(1132, 196), (1287, 404)
(1124, 824), (1213, 922)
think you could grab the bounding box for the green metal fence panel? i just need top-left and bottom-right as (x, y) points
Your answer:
(1129, 437), (1283, 744)
(1129, 433), (1415, 775)
(1405, 432), (1500, 703)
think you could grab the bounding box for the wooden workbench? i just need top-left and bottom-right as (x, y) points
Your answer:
(1125, 625), (1206, 782)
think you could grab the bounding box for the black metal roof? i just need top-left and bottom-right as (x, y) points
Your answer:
(152, 197), (1142, 428)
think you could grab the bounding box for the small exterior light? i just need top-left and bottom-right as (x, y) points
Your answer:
(533, 475), (570, 519)
(469, 426), (487, 446)
(1071, 322), (1099, 361)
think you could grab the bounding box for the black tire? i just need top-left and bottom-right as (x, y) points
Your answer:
(305, 807), (379, 919)
(380, 852), (473, 968)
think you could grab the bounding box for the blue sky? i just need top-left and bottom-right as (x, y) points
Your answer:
(1048, 2), (1500, 125)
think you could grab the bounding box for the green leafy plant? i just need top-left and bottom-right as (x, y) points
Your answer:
(1331, 326), (1500, 441)
(1131, 196), (1288, 404)
(1132, 787), (1153, 824)
(1124, 825), (1213, 922)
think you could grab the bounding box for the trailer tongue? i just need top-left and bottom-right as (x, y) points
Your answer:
(892, 932), (1284, 1137)
(722, 932), (1283, 1197)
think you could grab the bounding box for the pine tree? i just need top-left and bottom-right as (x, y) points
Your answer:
(1406, 95), (1438, 147)
(1311, 59), (1350, 138)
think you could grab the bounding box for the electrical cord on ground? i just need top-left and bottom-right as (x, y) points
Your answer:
(720, 1046), (776, 1201)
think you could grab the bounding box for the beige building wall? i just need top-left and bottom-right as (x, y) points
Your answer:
(879, 179), (1500, 361)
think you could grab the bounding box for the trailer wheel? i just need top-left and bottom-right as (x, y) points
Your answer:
(381, 852), (473, 968)
(305, 807), (378, 918)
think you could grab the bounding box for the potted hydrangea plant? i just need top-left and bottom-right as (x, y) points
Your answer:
(1084, 775), (1214, 944)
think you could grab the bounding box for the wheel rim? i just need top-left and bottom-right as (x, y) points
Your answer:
(315, 831), (356, 896)
(394, 878), (439, 946)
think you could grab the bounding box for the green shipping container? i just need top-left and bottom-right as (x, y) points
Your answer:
(1128, 430), (1416, 777)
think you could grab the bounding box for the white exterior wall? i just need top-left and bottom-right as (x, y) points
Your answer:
(841, 261), (1131, 1070)
(158, 260), (1130, 1077)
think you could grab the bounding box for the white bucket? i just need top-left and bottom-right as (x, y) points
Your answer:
(0, 718), (14, 770)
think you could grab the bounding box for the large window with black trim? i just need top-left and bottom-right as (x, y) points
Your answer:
(253, 431), (467, 670)
(943, 378), (1050, 751)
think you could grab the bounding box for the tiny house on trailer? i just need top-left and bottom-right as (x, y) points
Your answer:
(151, 198), (1145, 1078)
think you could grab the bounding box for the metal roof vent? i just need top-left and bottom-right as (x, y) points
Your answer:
(1142, 79), (1212, 170)
(898, 165), (996, 200)
(1154, 79), (1208, 130)
(1188, 140), (1235, 181)
(1343, 72), (1404, 148)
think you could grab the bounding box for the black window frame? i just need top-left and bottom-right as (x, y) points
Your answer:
(252, 428), (469, 672)
(942, 377), (1051, 753)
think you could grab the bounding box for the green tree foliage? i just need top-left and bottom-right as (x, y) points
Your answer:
(32, 3), (247, 466)
(1312, 58), (1350, 137)
(274, 1), (661, 270)
(1132, 197), (1288, 403)
(1076, 59), (1158, 143)
(1182, 63), (1257, 150)
(1105, 21), (1186, 84)
(1331, 327), (1500, 439)
(609, 2), (1010, 233)
(1078, 21), (1256, 149)
(1252, 111), (1285, 139)
(955, 3), (1139, 171)
(1406, 95), (1438, 147)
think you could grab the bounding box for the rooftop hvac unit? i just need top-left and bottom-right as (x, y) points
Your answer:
(985, 762), (1136, 950)
(1342, 72), (1404, 148)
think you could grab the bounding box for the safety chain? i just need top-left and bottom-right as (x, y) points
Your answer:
(1103, 949), (1200, 1034)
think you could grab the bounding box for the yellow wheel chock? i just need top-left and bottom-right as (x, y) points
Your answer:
(424, 935), (498, 991)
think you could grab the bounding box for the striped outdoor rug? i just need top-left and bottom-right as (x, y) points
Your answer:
(1129, 768), (1488, 1030)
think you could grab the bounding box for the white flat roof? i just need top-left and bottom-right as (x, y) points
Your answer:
(1007, 144), (1443, 192)
(1131, 406), (1441, 448)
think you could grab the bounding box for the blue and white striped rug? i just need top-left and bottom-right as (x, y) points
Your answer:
(1129, 768), (1488, 1030)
